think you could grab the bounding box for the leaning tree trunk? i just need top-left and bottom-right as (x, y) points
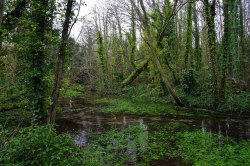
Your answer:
(48, 0), (74, 125)
(122, 59), (149, 88)
(130, 0), (183, 107)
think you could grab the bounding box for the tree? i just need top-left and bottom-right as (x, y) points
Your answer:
(24, 0), (54, 124)
(128, 6), (137, 69)
(239, 0), (246, 80)
(204, 0), (219, 109)
(0, 0), (4, 27)
(96, 31), (107, 74)
(193, 1), (201, 70)
(219, 0), (230, 102)
(48, 0), (75, 124)
(184, 0), (193, 69)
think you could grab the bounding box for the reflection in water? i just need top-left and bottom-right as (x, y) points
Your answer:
(127, 138), (137, 164)
(138, 118), (148, 152)
(123, 116), (127, 126)
(218, 124), (222, 146)
(69, 99), (72, 109)
(56, 109), (250, 165)
(226, 119), (229, 140)
(202, 120), (206, 133)
(121, 116), (127, 130)
(57, 111), (250, 146)
(74, 131), (88, 145)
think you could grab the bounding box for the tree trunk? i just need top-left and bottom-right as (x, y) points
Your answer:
(0, 0), (3, 53)
(48, 0), (74, 125)
(122, 59), (149, 88)
(193, 2), (201, 70)
(184, 0), (193, 70)
(239, 0), (246, 81)
(0, 0), (4, 27)
(204, 0), (219, 109)
(29, 0), (50, 125)
(163, 55), (179, 85)
(130, 0), (183, 106)
(219, 0), (230, 102)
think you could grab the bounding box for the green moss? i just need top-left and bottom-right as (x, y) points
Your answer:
(122, 59), (149, 86)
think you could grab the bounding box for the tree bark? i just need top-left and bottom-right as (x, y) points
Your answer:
(48, 0), (74, 124)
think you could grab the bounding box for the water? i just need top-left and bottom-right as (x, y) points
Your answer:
(56, 103), (250, 165)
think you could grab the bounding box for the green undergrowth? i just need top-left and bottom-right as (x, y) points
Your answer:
(0, 85), (27, 111)
(1, 122), (249, 166)
(177, 131), (250, 166)
(95, 97), (209, 118)
(81, 122), (250, 166)
(0, 125), (83, 165)
(60, 79), (85, 99)
(95, 97), (174, 116)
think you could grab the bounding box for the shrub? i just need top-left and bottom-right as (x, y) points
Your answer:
(0, 126), (83, 165)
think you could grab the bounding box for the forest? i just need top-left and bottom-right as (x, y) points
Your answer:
(0, 0), (249, 165)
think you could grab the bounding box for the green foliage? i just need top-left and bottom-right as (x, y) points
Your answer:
(60, 78), (85, 99)
(95, 97), (175, 116)
(177, 131), (250, 165)
(0, 126), (83, 165)
(122, 59), (149, 87)
(218, 91), (250, 112)
(122, 84), (152, 99)
(0, 110), (31, 130)
(126, 7), (137, 69)
(173, 68), (250, 112)
(81, 125), (148, 165)
(0, 84), (28, 111)
(95, 97), (208, 118)
(141, 122), (188, 163)
(180, 69), (196, 94)
(96, 31), (107, 73)
(74, 122), (249, 166)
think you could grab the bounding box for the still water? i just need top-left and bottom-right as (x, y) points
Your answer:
(56, 104), (250, 166)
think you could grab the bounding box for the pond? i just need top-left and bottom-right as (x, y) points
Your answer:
(56, 101), (250, 166)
